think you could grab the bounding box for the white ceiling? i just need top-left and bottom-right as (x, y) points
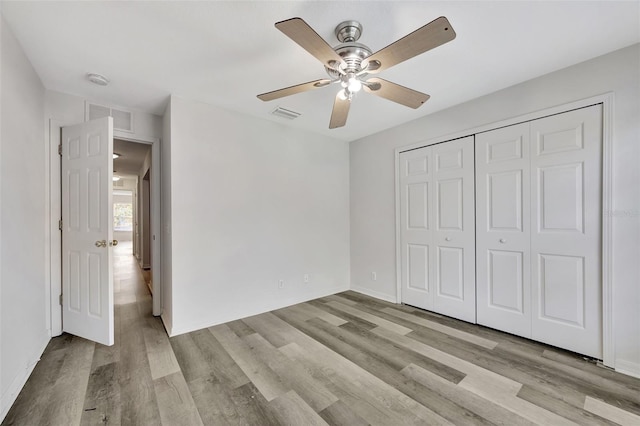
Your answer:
(2, 1), (639, 142)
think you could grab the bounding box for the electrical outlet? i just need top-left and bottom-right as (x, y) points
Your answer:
(278, 279), (284, 289)
(304, 274), (309, 283)
(371, 271), (377, 281)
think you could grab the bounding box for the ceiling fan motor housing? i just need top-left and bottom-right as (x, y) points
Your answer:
(325, 20), (373, 78)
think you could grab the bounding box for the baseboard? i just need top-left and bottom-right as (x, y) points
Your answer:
(0, 333), (50, 423)
(169, 284), (349, 337)
(350, 285), (398, 304)
(615, 359), (640, 379)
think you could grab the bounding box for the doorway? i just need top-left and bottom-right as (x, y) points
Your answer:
(48, 119), (163, 340)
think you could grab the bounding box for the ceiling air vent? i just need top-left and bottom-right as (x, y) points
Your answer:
(271, 107), (301, 120)
(86, 101), (134, 133)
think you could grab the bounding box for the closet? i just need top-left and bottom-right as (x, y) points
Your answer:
(399, 104), (603, 358)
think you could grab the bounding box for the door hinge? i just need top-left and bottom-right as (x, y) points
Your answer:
(58, 218), (63, 231)
(58, 144), (62, 156)
(59, 294), (63, 305)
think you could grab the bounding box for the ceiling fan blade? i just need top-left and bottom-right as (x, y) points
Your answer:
(329, 92), (350, 129)
(363, 78), (430, 109)
(275, 18), (346, 71)
(257, 79), (331, 101)
(364, 16), (455, 73)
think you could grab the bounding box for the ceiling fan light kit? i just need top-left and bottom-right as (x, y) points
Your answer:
(257, 16), (456, 129)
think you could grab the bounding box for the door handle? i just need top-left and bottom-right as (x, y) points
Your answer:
(95, 240), (107, 248)
(109, 240), (119, 247)
(499, 238), (507, 243)
(445, 237), (452, 241)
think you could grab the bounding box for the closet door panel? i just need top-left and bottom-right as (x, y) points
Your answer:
(432, 136), (476, 322)
(476, 123), (532, 336)
(400, 148), (434, 310)
(530, 105), (602, 359)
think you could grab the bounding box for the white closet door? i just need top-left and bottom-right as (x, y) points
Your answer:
(530, 105), (602, 358)
(432, 137), (476, 322)
(400, 137), (476, 321)
(400, 148), (433, 310)
(476, 123), (532, 336)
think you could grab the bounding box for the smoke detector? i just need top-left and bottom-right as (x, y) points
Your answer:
(87, 73), (110, 86)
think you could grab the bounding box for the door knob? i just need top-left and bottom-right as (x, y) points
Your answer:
(445, 237), (452, 241)
(499, 238), (507, 243)
(109, 240), (119, 247)
(95, 240), (107, 248)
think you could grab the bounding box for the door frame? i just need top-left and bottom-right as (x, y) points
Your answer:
(48, 120), (163, 337)
(394, 92), (614, 367)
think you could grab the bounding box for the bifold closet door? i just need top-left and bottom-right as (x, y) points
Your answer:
(476, 105), (602, 358)
(476, 123), (532, 337)
(530, 105), (602, 359)
(400, 136), (475, 322)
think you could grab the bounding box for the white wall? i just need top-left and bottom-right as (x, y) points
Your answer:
(166, 96), (350, 335)
(0, 16), (49, 420)
(161, 99), (173, 331)
(350, 44), (640, 376)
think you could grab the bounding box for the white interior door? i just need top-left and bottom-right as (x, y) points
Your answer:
(400, 147), (433, 311)
(62, 117), (114, 346)
(400, 136), (476, 321)
(431, 137), (476, 322)
(530, 105), (602, 358)
(476, 123), (532, 336)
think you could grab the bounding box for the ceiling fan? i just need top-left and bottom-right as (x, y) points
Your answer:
(257, 16), (456, 129)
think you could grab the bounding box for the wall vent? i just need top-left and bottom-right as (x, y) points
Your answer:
(86, 101), (134, 133)
(271, 107), (301, 120)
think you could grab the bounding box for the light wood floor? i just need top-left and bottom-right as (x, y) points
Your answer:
(4, 243), (640, 425)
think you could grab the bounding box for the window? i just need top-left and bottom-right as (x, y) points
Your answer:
(113, 190), (133, 232)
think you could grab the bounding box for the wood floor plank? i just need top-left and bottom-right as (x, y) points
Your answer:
(336, 320), (466, 383)
(325, 301), (413, 335)
(209, 323), (289, 401)
(242, 332), (338, 412)
(402, 363), (535, 426)
(301, 318), (489, 425)
(318, 400), (370, 426)
(269, 390), (330, 426)
(584, 396), (640, 426)
(372, 326), (522, 394)
(226, 319), (256, 337)
(278, 341), (410, 425)
(38, 337), (95, 426)
(118, 302), (162, 425)
(287, 302), (348, 326)
(382, 306), (498, 349)
(153, 371), (204, 426)
(242, 311), (307, 348)
(406, 321), (596, 409)
(517, 385), (618, 426)
(142, 316), (181, 380)
(80, 361), (120, 426)
(274, 310), (455, 425)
